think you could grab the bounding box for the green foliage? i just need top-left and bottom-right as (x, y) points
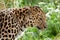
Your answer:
(17, 27), (40, 40)
(0, 0), (60, 40)
(3, 0), (14, 8)
(2, 0), (41, 8)
(21, 0), (40, 6)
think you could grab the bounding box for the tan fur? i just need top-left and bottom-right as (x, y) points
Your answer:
(0, 6), (46, 40)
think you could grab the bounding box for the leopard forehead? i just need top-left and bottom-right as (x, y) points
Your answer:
(0, 6), (46, 40)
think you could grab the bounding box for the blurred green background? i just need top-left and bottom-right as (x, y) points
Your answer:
(0, 0), (60, 40)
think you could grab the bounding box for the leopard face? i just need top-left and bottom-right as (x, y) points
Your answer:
(0, 6), (46, 40)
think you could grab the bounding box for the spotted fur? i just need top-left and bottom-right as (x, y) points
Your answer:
(0, 6), (46, 40)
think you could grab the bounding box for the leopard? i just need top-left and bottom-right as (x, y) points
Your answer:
(0, 6), (46, 40)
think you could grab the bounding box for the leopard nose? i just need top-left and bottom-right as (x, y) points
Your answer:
(36, 26), (41, 29)
(44, 26), (46, 28)
(44, 24), (47, 28)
